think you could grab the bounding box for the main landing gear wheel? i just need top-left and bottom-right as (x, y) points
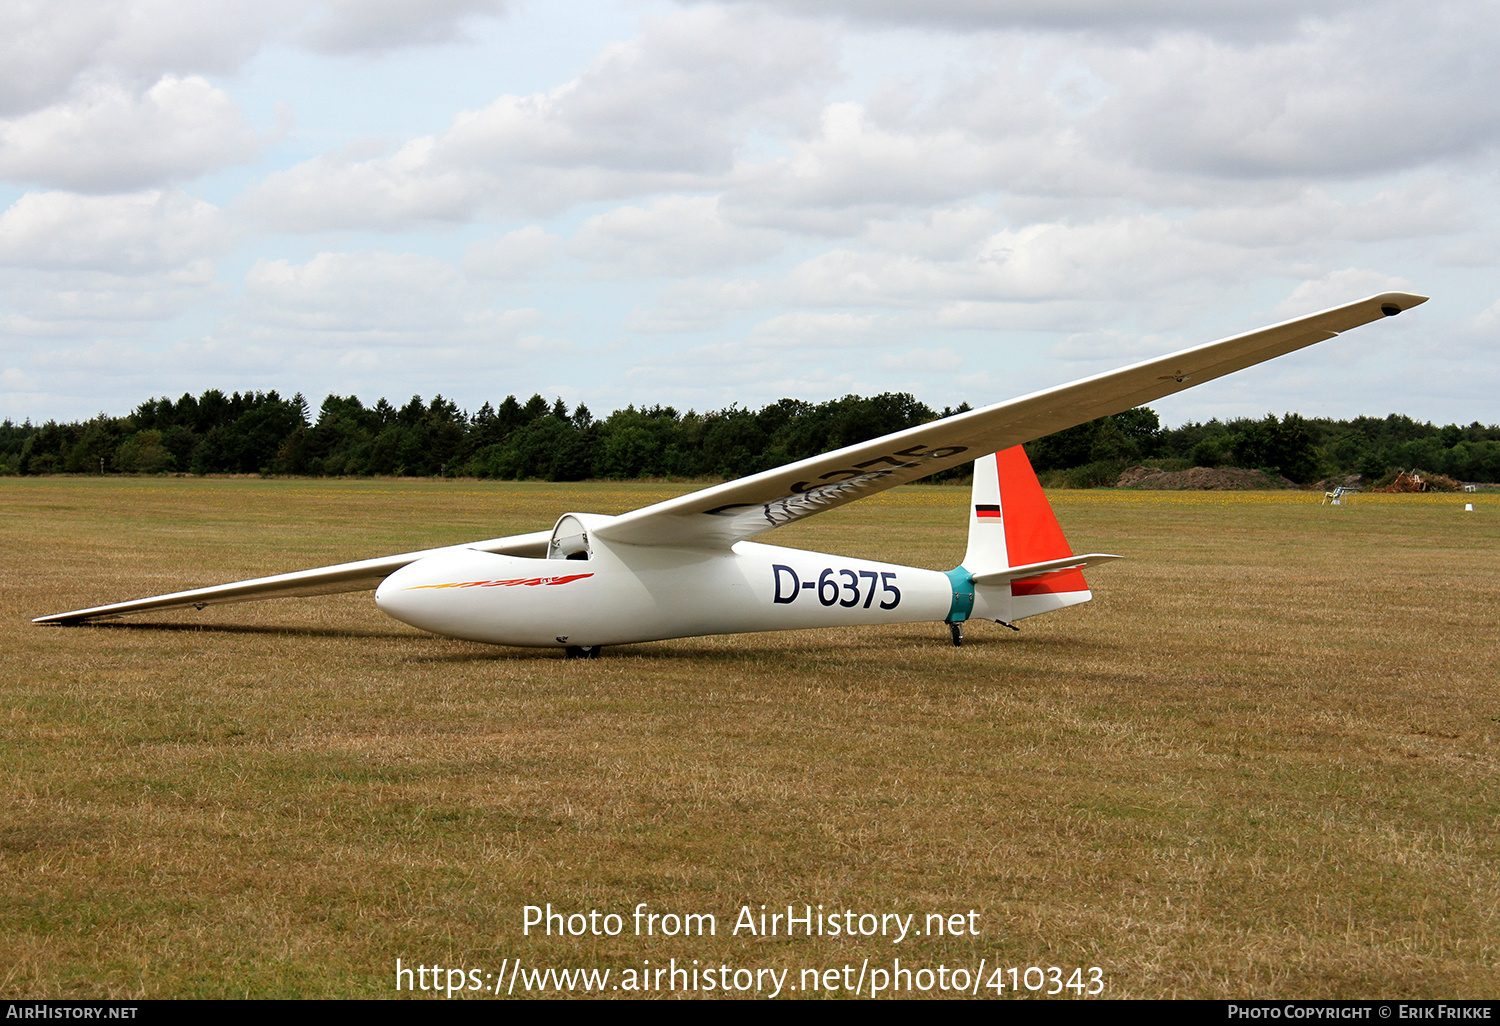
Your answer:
(948, 622), (964, 647)
(564, 645), (602, 659)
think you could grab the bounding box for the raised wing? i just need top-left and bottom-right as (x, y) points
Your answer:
(33, 530), (551, 624)
(594, 292), (1426, 548)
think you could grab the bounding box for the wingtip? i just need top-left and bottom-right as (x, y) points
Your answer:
(33, 608), (114, 625)
(1375, 292), (1428, 315)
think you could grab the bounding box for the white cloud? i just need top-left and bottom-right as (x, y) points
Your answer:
(0, 75), (262, 191)
(244, 6), (838, 229)
(862, 206), (1003, 260)
(1458, 298), (1500, 338)
(0, 1), (512, 120)
(760, 214), (1252, 311)
(878, 345), (961, 372)
(724, 101), (1060, 234)
(976, 216), (1248, 300)
(616, 339), (865, 407)
(246, 250), (460, 332)
(617, 206), (1276, 346)
(932, 297), (1097, 333)
(0, 262), (218, 326)
(241, 249), (545, 344)
(1, 365), (40, 391)
(1087, 6), (1500, 179)
(242, 143), (486, 230)
(1183, 181), (1470, 251)
(1, 0), (1493, 428)
(714, 4), (1500, 229)
(0, 2), (301, 118)
(1273, 269), (1415, 319)
(0, 189), (225, 332)
(0, 189), (226, 272)
(0, 1), (118, 119)
(689, 0), (1364, 37)
(30, 338), (151, 372)
(1050, 329), (1175, 363)
(731, 97), (1075, 226)
(300, 0), (508, 54)
(462, 226), (560, 280)
(746, 310), (889, 347)
(625, 277), (768, 333)
(572, 195), (785, 277)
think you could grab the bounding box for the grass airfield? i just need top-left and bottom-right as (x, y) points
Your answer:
(2, 476), (1497, 999)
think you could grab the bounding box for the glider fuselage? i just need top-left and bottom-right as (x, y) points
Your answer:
(374, 526), (963, 648)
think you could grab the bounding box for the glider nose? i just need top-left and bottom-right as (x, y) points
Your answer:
(373, 564), (425, 628)
(375, 555), (468, 635)
(372, 549), (564, 643)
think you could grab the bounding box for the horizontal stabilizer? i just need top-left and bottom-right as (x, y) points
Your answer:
(971, 553), (1123, 586)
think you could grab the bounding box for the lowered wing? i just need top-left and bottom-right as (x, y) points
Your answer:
(594, 292), (1426, 548)
(33, 530), (551, 625)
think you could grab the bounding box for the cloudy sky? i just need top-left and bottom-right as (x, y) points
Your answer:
(1, 0), (1495, 427)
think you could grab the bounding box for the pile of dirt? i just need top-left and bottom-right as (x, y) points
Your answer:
(1116, 465), (1293, 490)
(1372, 469), (1463, 493)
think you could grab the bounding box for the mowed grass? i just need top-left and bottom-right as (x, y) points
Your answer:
(2, 476), (1497, 999)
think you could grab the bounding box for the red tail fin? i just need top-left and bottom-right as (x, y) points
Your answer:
(995, 446), (1087, 596)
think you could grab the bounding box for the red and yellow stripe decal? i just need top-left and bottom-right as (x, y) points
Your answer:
(407, 573), (594, 590)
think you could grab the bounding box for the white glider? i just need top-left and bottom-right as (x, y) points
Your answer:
(35, 292), (1426, 656)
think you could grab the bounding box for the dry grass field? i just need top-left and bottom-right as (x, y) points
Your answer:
(2, 476), (1497, 999)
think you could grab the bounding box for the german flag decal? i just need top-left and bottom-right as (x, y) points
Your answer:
(974, 503), (1003, 521)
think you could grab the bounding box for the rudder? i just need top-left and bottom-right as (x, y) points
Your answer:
(961, 446), (1093, 622)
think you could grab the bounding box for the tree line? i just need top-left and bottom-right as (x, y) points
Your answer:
(1026, 408), (1500, 486)
(3, 388), (1498, 484)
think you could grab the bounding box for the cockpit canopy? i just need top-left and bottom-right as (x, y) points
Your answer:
(548, 514), (591, 560)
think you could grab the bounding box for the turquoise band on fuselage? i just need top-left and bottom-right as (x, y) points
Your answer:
(944, 565), (974, 624)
